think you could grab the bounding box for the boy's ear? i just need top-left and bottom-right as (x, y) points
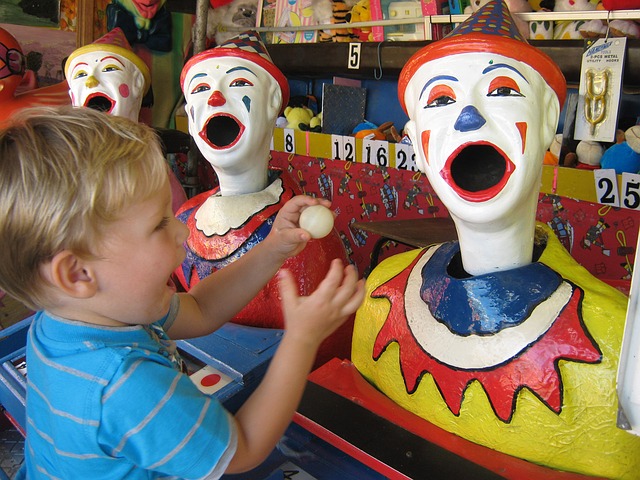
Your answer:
(46, 250), (97, 299)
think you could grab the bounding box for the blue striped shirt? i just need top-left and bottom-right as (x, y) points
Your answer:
(17, 295), (237, 479)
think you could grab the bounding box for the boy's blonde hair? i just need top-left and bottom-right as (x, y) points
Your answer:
(0, 106), (168, 310)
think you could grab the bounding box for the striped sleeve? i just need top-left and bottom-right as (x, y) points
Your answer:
(98, 353), (236, 479)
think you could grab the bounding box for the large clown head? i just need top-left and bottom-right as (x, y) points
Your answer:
(65, 28), (151, 122)
(0, 27), (26, 102)
(180, 31), (289, 196)
(399, 0), (566, 275)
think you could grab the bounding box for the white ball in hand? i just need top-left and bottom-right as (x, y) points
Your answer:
(299, 205), (334, 239)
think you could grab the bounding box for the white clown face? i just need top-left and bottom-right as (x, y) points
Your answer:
(403, 52), (559, 225)
(67, 51), (145, 122)
(182, 55), (282, 174)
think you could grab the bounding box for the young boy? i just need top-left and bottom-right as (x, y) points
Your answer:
(0, 105), (365, 479)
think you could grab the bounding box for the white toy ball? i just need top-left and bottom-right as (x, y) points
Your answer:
(299, 205), (335, 239)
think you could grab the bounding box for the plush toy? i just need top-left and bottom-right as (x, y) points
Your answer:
(346, 0), (373, 42)
(284, 105), (315, 130)
(578, 0), (640, 38)
(600, 125), (640, 174)
(206, 0), (259, 46)
(312, 0), (358, 42)
(574, 140), (604, 169)
(305, 111), (322, 132)
(544, 133), (563, 165)
(464, 0), (532, 38)
(352, 120), (401, 142)
(545, 0), (600, 40)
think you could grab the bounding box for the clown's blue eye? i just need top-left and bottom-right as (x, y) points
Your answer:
(230, 78), (253, 87)
(191, 83), (210, 94)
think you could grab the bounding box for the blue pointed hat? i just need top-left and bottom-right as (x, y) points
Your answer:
(398, 0), (565, 113)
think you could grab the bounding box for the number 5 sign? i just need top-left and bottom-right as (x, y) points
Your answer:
(621, 173), (640, 210)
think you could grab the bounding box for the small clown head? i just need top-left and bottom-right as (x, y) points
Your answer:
(399, 0), (566, 225)
(180, 31), (289, 172)
(65, 28), (151, 122)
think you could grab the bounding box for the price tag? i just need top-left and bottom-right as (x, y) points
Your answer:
(283, 128), (296, 154)
(362, 139), (390, 167)
(621, 173), (640, 210)
(594, 168), (620, 207)
(395, 143), (418, 171)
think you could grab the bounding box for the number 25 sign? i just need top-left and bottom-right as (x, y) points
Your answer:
(595, 169), (640, 210)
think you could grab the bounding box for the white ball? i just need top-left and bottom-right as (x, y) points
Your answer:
(299, 205), (334, 239)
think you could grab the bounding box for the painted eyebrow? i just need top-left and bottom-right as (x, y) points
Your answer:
(187, 72), (208, 89)
(419, 75), (457, 100)
(70, 62), (89, 74)
(99, 55), (125, 67)
(226, 66), (257, 77)
(482, 63), (529, 83)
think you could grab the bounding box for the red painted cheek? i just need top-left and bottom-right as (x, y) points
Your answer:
(421, 130), (431, 165)
(119, 83), (130, 98)
(516, 122), (527, 154)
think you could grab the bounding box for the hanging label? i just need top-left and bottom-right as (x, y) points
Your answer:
(575, 37), (626, 143)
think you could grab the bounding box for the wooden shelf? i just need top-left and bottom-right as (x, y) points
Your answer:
(265, 39), (640, 87)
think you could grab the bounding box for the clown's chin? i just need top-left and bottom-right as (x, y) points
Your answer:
(204, 115), (242, 149)
(85, 95), (114, 113)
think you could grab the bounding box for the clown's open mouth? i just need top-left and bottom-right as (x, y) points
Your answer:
(442, 143), (514, 202)
(200, 114), (244, 149)
(84, 94), (114, 113)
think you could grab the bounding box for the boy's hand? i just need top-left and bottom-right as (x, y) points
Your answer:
(278, 259), (365, 348)
(266, 195), (333, 260)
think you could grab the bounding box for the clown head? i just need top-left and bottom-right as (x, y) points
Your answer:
(399, 0), (566, 275)
(0, 27), (26, 101)
(180, 31), (289, 196)
(65, 28), (150, 122)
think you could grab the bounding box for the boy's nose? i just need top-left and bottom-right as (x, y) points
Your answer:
(175, 219), (189, 244)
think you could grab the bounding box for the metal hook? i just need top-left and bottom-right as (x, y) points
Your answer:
(605, 9), (611, 41)
(374, 42), (384, 80)
(584, 69), (609, 135)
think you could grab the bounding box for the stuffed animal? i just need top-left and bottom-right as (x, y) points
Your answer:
(284, 105), (316, 130)
(547, 0), (600, 40)
(464, 0), (532, 38)
(574, 140), (604, 169)
(352, 121), (401, 142)
(312, 0), (358, 42)
(206, 0), (259, 46)
(346, 0), (373, 42)
(580, 0), (640, 38)
(544, 133), (563, 165)
(600, 125), (640, 174)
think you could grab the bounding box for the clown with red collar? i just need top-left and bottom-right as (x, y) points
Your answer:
(351, 1), (640, 477)
(177, 32), (352, 367)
